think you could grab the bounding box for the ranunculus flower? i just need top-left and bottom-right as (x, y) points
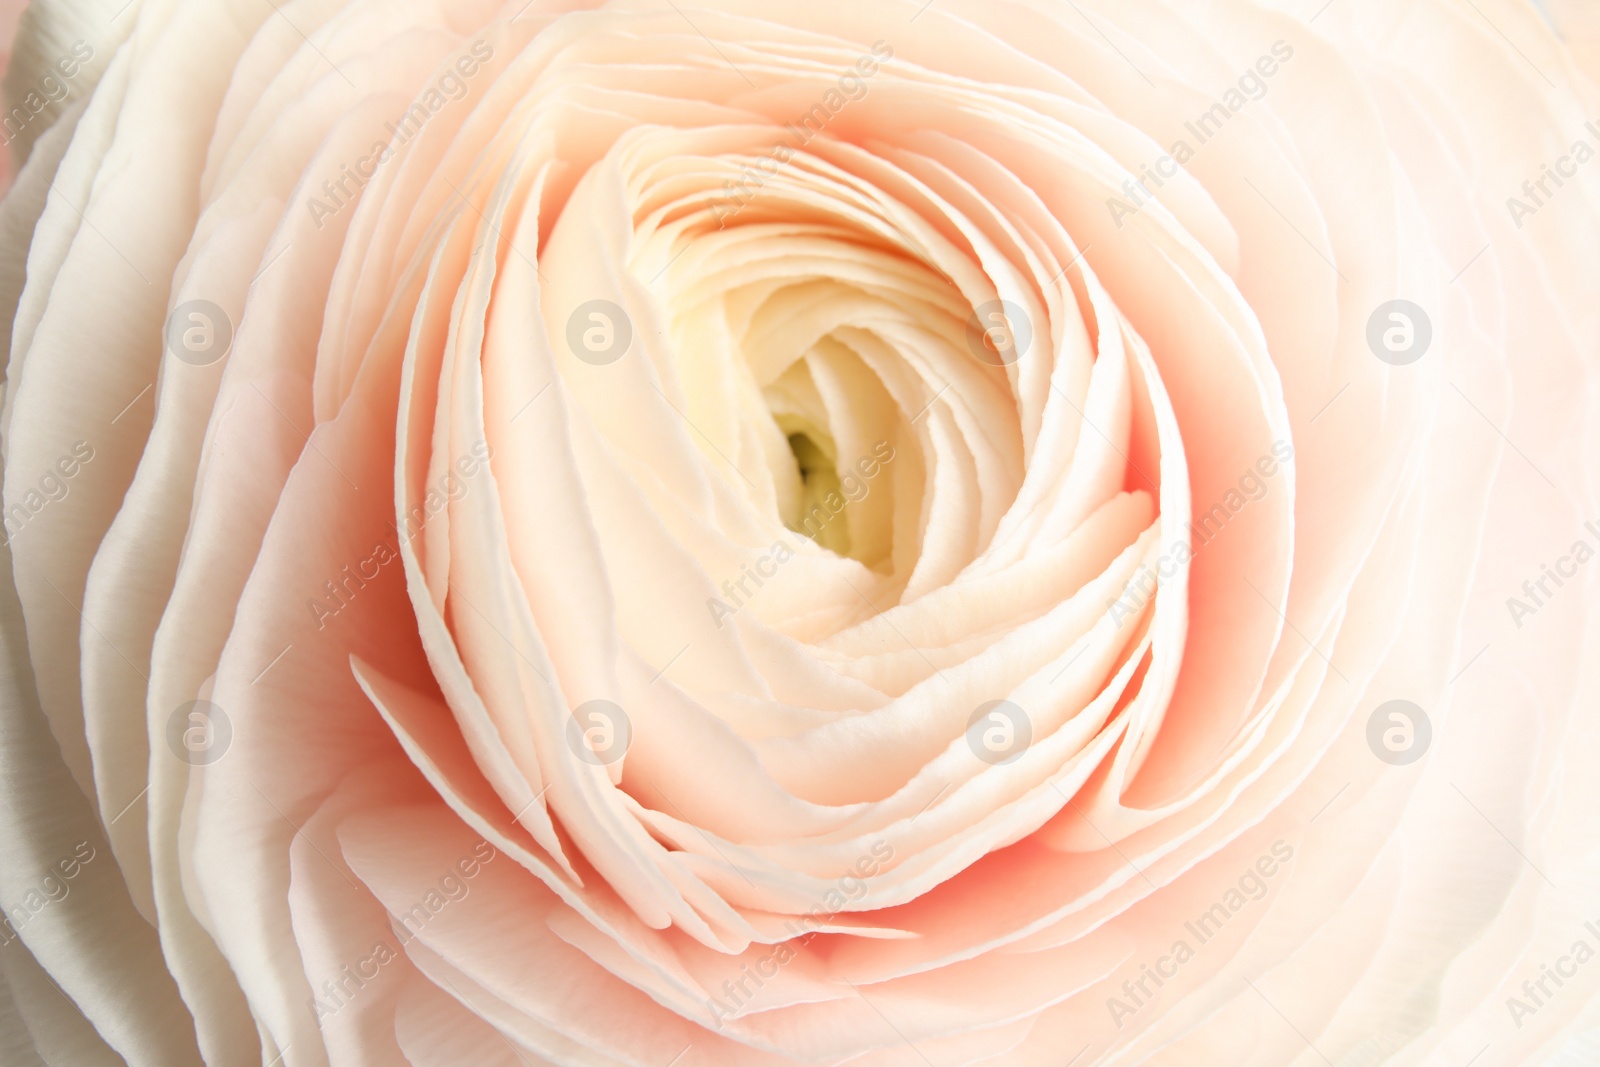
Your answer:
(2, 0), (1597, 1063)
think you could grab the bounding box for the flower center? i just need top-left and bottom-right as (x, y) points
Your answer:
(780, 426), (855, 557)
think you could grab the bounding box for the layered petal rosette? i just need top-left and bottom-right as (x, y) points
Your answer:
(1, 0), (1598, 1065)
